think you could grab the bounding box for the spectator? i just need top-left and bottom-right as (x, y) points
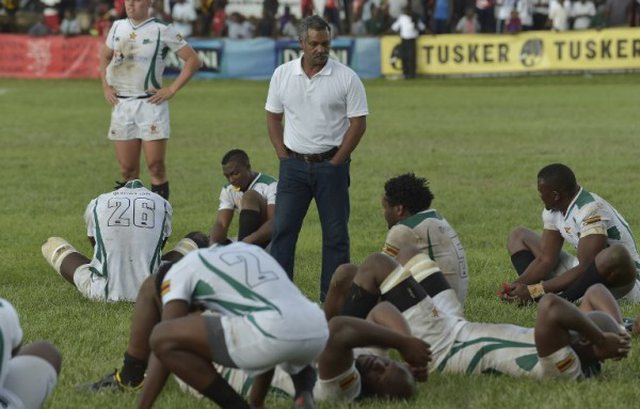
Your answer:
(60, 9), (82, 35)
(280, 13), (298, 36)
(548, 0), (569, 30)
(197, 0), (215, 36)
(278, 4), (293, 33)
(475, 0), (496, 32)
(323, 0), (342, 34)
(495, 0), (516, 32)
(40, 0), (61, 33)
(256, 8), (277, 36)
(505, 8), (522, 31)
(365, 2), (388, 33)
(571, 0), (596, 29)
(227, 11), (254, 38)
(172, 0), (197, 37)
(1, 0), (19, 32)
(391, 6), (425, 78)
(517, 0), (534, 29)
(212, 0), (227, 36)
(531, 0), (549, 29)
(455, 7), (480, 32)
(28, 15), (53, 35)
(301, 0), (314, 17)
(432, 0), (453, 32)
(91, 2), (112, 37)
(604, 0), (630, 26)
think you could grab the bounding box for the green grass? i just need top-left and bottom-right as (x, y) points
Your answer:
(1, 74), (640, 408)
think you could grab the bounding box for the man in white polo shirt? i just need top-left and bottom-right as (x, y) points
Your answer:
(265, 15), (368, 301)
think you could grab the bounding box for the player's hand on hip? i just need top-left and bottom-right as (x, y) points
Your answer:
(146, 87), (175, 104)
(103, 85), (118, 106)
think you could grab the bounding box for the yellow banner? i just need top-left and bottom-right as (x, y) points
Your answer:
(381, 28), (640, 76)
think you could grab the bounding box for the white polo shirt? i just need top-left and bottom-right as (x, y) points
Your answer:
(265, 56), (368, 154)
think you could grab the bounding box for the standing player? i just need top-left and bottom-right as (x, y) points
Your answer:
(41, 179), (176, 302)
(503, 163), (640, 303)
(381, 173), (469, 302)
(210, 149), (277, 248)
(0, 298), (61, 409)
(139, 242), (329, 409)
(99, 0), (201, 200)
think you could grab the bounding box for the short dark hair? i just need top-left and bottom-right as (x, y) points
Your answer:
(384, 173), (434, 214)
(221, 149), (250, 167)
(298, 15), (330, 42)
(537, 163), (577, 194)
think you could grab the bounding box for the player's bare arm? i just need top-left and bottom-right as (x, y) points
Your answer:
(99, 45), (118, 106)
(138, 299), (190, 409)
(266, 111), (287, 159)
(210, 208), (234, 244)
(513, 229), (564, 285)
(539, 234), (607, 294)
(147, 45), (201, 104)
(330, 116), (366, 165)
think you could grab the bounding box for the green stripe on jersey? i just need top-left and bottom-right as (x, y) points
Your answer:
(144, 29), (161, 90)
(437, 336), (536, 374)
(398, 210), (442, 229)
(254, 173), (277, 185)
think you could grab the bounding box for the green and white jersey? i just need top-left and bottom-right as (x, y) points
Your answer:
(84, 180), (172, 301)
(218, 173), (277, 211)
(542, 188), (640, 270)
(161, 242), (327, 340)
(383, 209), (469, 301)
(0, 299), (22, 388)
(105, 18), (188, 97)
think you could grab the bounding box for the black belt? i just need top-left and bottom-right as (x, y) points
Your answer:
(287, 147), (338, 163)
(117, 94), (152, 99)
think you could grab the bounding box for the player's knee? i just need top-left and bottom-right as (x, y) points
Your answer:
(506, 227), (531, 250)
(358, 253), (398, 286)
(240, 190), (264, 210)
(331, 263), (358, 287)
(149, 324), (174, 358)
(18, 341), (62, 375)
(537, 293), (563, 321)
(146, 160), (166, 179)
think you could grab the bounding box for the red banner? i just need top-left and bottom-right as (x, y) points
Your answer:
(0, 34), (102, 79)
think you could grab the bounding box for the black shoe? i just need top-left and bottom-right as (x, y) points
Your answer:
(623, 317), (634, 333)
(80, 369), (143, 392)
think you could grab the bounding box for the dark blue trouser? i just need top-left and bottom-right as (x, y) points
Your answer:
(270, 157), (350, 301)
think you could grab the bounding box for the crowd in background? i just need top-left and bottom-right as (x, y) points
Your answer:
(0, 0), (637, 37)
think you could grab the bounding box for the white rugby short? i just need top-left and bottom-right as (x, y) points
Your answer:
(73, 264), (107, 301)
(220, 314), (327, 377)
(108, 98), (170, 141)
(0, 355), (58, 409)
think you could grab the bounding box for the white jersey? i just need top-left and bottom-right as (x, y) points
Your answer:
(84, 180), (172, 301)
(218, 173), (277, 211)
(161, 242), (327, 341)
(383, 209), (469, 301)
(0, 299), (22, 389)
(542, 188), (640, 273)
(105, 18), (188, 97)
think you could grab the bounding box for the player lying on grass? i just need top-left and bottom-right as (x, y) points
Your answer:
(0, 297), (62, 409)
(86, 247), (431, 406)
(333, 245), (631, 379)
(40, 180), (204, 302)
(502, 163), (640, 304)
(209, 149), (277, 249)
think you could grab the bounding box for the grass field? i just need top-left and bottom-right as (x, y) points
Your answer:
(1, 74), (640, 409)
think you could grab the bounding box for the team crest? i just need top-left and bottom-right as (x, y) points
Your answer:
(130, 32), (137, 40)
(583, 215), (602, 225)
(176, 33), (183, 41)
(150, 124), (157, 133)
(431, 307), (439, 317)
(564, 227), (571, 234)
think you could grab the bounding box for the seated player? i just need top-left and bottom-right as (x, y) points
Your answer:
(503, 163), (640, 303)
(0, 297), (62, 409)
(41, 179), (174, 302)
(209, 149), (277, 248)
(381, 173), (468, 303)
(334, 246), (630, 379)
